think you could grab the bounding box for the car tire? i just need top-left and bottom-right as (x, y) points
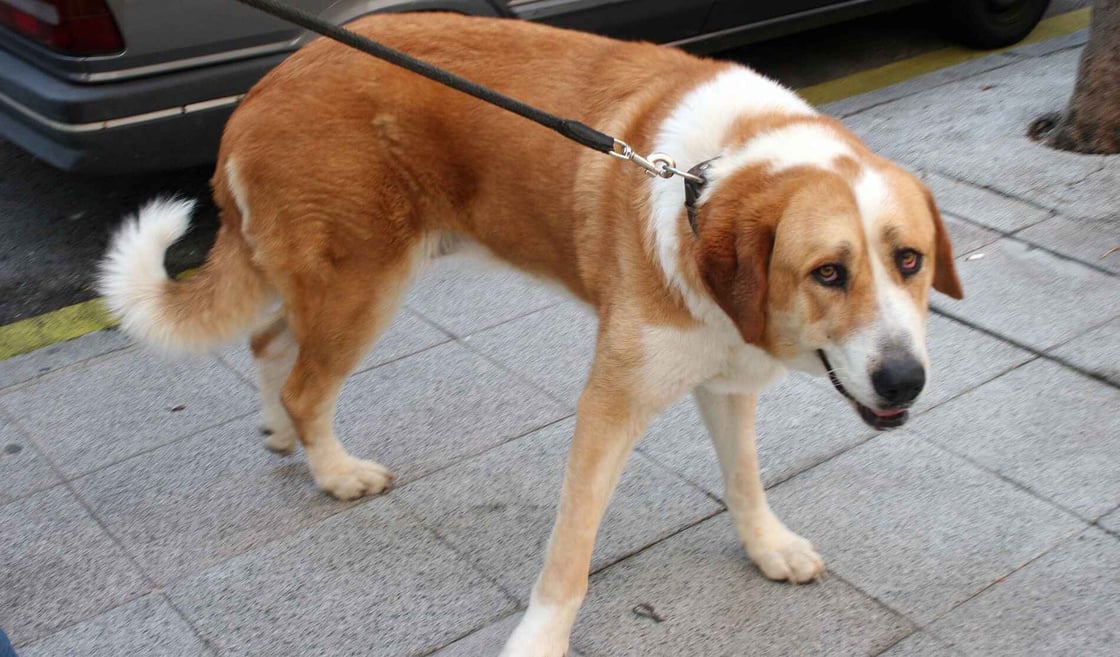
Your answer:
(943, 0), (1050, 49)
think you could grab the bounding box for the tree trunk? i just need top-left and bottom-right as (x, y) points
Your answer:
(1028, 0), (1120, 154)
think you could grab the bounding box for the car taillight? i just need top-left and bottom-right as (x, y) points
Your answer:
(0, 0), (123, 55)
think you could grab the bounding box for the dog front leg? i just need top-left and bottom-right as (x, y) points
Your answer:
(501, 372), (652, 657)
(694, 386), (825, 583)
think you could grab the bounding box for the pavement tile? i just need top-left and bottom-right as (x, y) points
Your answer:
(334, 341), (569, 484)
(638, 375), (869, 497)
(1048, 318), (1120, 385)
(941, 214), (1001, 257)
(18, 595), (208, 657)
(397, 418), (721, 598)
(0, 329), (130, 390)
(931, 528), (1120, 657)
(463, 302), (597, 408)
(879, 632), (961, 657)
(922, 313), (1034, 408)
(406, 255), (565, 337)
(922, 172), (1052, 233)
(822, 54), (1019, 119)
(846, 50), (1120, 221)
(0, 349), (255, 478)
(216, 308), (449, 386)
(72, 416), (348, 586)
(930, 238), (1120, 352)
(426, 614), (520, 657)
(0, 416), (58, 505)
(766, 433), (1085, 624)
(915, 358), (1120, 519)
(0, 486), (149, 646)
(570, 514), (913, 657)
(166, 497), (514, 657)
(1015, 214), (1120, 274)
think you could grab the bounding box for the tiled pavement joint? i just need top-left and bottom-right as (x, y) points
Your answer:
(390, 496), (528, 615)
(920, 432), (1092, 524)
(928, 169), (1061, 222)
(452, 324), (579, 411)
(392, 492), (530, 605)
(1095, 503), (1120, 539)
(0, 404), (219, 653)
(932, 308), (1120, 391)
(930, 171), (1118, 278)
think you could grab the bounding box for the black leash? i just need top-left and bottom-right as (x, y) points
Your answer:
(231, 0), (714, 225)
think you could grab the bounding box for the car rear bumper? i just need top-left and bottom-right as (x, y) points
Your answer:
(0, 45), (287, 174)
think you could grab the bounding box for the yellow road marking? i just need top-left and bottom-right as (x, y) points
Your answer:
(0, 8), (1094, 362)
(0, 299), (114, 361)
(0, 268), (196, 361)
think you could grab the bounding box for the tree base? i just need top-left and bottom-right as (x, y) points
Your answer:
(1027, 111), (1120, 155)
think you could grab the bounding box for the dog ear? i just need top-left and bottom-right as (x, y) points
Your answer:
(923, 188), (964, 299)
(694, 218), (774, 344)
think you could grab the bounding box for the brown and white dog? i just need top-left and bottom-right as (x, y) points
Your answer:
(100, 13), (962, 656)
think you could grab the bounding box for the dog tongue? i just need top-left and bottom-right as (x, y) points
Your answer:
(871, 407), (906, 418)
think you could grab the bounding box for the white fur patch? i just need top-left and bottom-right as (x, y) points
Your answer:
(852, 168), (895, 224)
(500, 601), (576, 657)
(226, 159), (252, 236)
(255, 325), (299, 453)
(648, 66), (816, 325)
(639, 324), (786, 402)
(97, 197), (196, 353)
(828, 168), (928, 405)
(712, 122), (854, 184)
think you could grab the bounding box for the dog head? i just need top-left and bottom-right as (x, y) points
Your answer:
(689, 124), (962, 430)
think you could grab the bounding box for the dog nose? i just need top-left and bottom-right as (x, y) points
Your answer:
(871, 356), (925, 406)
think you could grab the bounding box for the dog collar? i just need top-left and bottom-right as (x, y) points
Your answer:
(684, 156), (720, 235)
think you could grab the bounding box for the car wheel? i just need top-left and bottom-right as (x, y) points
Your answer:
(943, 0), (1051, 49)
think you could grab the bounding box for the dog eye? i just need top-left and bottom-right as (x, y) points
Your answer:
(896, 249), (923, 277)
(812, 263), (847, 288)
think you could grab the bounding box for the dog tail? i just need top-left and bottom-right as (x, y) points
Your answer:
(98, 197), (274, 354)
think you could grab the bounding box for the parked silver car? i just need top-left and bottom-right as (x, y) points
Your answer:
(0, 0), (1050, 174)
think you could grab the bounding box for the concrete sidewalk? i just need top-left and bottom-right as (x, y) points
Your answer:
(2, 33), (1118, 657)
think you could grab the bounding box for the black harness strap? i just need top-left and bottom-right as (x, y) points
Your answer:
(232, 0), (616, 154)
(684, 156), (720, 234)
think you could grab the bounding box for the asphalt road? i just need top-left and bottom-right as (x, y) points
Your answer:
(0, 1), (1088, 325)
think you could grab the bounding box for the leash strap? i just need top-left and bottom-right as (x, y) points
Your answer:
(233, 0), (618, 154)
(231, 0), (713, 187)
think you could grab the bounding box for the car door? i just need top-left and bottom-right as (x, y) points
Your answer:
(509, 0), (716, 44)
(701, 0), (842, 36)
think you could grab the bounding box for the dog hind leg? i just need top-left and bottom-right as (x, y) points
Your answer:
(249, 314), (299, 454)
(279, 239), (424, 500)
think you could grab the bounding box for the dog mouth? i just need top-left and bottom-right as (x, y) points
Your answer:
(817, 350), (909, 431)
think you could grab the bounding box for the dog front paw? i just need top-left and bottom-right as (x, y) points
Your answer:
(743, 517), (825, 583)
(499, 633), (568, 657)
(500, 607), (572, 657)
(313, 456), (394, 500)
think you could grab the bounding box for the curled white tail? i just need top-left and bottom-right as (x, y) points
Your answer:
(98, 196), (272, 354)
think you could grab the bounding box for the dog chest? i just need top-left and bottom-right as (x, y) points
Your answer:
(705, 343), (787, 394)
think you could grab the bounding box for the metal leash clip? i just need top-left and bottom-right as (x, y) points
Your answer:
(610, 139), (706, 183)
